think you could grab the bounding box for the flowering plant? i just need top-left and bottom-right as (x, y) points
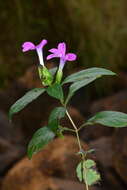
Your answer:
(9, 39), (127, 190)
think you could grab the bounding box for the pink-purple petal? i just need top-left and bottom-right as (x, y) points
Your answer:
(65, 53), (77, 61)
(58, 42), (66, 56)
(47, 54), (58, 60)
(49, 48), (58, 54)
(22, 42), (35, 52)
(36, 39), (47, 49)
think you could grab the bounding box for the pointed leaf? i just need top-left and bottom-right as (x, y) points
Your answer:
(27, 126), (55, 159)
(9, 88), (45, 120)
(48, 120), (59, 132)
(48, 107), (66, 132)
(63, 67), (116, 84)
(69, 77), (97, 94)
(86, 111), (127, 128)
(85, 159), (96, 169)
(49, 107), (66, 124)
(85, 169), (101, 186)
(76, 160), (100, 186)
(65, 77), (96, 104)
(76, 161), (83, 182)
(46, 83), (64, 101)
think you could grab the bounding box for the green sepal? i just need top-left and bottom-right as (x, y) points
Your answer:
(55, 69), (63, 84)
(38, 66), (53, 86)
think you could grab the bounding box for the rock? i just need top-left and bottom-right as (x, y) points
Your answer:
(80, 124), (113, 142)
(89, 137), (126, 190)
(0, 110), (23, 144)
(114, 72), (127, 90)
(89, 137), (113, 168)
(90, 90), (127, 113)
(0, 136), (25, 174)
(2, 136), (97, 190)
(112, 128), (127, 184)
(0, 178), (2, 189)
(52, 178), (99, 190)
(0, 111), (13, 140)
(0, 110), (25, 175)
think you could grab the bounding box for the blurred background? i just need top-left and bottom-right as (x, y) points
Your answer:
(1, 0), (127, 190)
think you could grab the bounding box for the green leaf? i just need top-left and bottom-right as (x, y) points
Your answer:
(85, 149), (95, 154)
(86, 111), (127, 128)
(63, 67), (116, 84)
(48, 107), (66, 132)
(65, 77), (96, 104)
(27, 126), (55, 159)
(49, 107), (66, 124)
(76, 160), (96, 182)
(9, 88), (45, 120)
(84, 159), (96, 169)
(48, 120), (59, 132)
(64, 68), (116, 105)
(46, 83), (64, 101)
(85, 169), (100, 186)
(76, 160), (100, 186)
(69, 77), (96, 94)
(76, 161), (83, 182)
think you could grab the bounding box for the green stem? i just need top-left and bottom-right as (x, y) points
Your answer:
(66, 110), (82, 150)
(65, 109), (89, 190)
(62, 127), (76, 133)
(78, 123), (87, 132)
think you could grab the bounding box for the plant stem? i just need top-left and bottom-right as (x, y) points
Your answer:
(62, 127), (76, 133)
(82, 155), (89, 190)
(78, 123), (87, 132)
(66, 110), (82, 150)
(65, 109), (89, 190)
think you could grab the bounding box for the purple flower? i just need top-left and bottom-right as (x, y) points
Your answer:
(47, 42), (77, 70)
(22, 39), (47, 66)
